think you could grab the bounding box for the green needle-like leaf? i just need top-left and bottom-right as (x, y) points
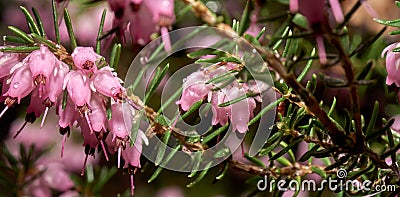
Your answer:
(52, 0), (60, 43)
(218, 93), (256, 107)
(8, 26), (34, 44)
(64, 8), (77, 49)
(96, 9), (107, 54)
(32, 8), (46, 37)
(31, 33), (58, 51)
(188, 151), (202, 178)
(155, 130), (171, 166)
(202, 123), (229, 145)
(148, 145), (181, 183)
(20, 6), (41, 35)
(144, 64), (169, 104)
(0, 46), (39, 53)
(186, 161), (213, 187)
(297, 48), (315, 82)
(244, 153), (266, 167)
(238, 0), (251, 35)
(181, 100), (203, 119)
(110, 43), (121, 69)
(3, 35), (30, 44)
(215, 162), (229, 181)
(269, 137), (303, 160)
(249, 97), (285, 126)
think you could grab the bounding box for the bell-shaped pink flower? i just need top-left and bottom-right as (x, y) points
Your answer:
(71, 47), (100, 73)
(0, 49), (19, 79)
(63, 70), (91, 107)
(143, 0), (175, 27)
(382, 42), (400, 87)
(128, 1), (156, 46)
(88, 93), (107, 132)
(26, 89), (46, 118)
(108, 102), (133, 140)
(122, 135), (142, 168)
(42, 163), (75, 192)
(91, 68), (125, 101)
(57, 96), (77, 130)
(3, 63), (35, 104)
(226, 87), (255, 133)
(46, 61), (70, 103)
(210, 91), (229, 126)
(28, 46), (57, 81)
(28, 46), (58, 97)
(177, 71), (211, 111)
(78, 117), (99, 149)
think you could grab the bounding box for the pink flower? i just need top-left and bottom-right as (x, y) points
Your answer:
(176, 71), (211, 111)
(26, 89), (46, 118)
(57, 96), (78, 130)
(0, 48), (19, 78)
(3, 63), (35, 104)
(128, 4), (157, 46)
(143, 0), (175, 27)
(391, 114), (400, 133)
(63, 70), (91, 107)
(122, 136), (142, 168)
(46, 61), (70, 104)
(210, 91), (229, 126)
(78, 117), (99, 149)
(91, 67), (125, 101)
(41, 163), (75, 192)
(27, 46), (58, 98)
(108, 102), (132, 140)
(107, 0), (175, 49)
(226, 87), (256, 133)
(88, 93), (107, 132)
(71, 47), (100, 73)
(382, 42), (400, 86)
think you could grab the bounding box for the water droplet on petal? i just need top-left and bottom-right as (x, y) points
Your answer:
(13, 82), (19, 89)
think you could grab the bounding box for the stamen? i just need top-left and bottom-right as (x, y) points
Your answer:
(130, 174), (135, 196)
(81, 154), (89, 176)
(13, 121), (28, 139)
(38, 84), (43, 98)
(360, 0), (378, 19)
(316, 36), (327, 65)
(100, 140), (109, 161)
(118, 146), (122, 168)
(161, 26), (172, 53)
(40, 107), (49, 128)
(0, 106), (9, 118)
(329, 0), (344, 23)
(84, 112), (94, 134)
(61, 134), (67, 158)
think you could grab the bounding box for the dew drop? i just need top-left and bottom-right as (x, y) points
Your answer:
(140, 56), (148, 65)
(13, 82), (19, 89)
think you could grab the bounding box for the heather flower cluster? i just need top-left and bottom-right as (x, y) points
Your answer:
(0, 45), (145, 195)
(107, 0), (175, 51)
(177, 62), (268, 133)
